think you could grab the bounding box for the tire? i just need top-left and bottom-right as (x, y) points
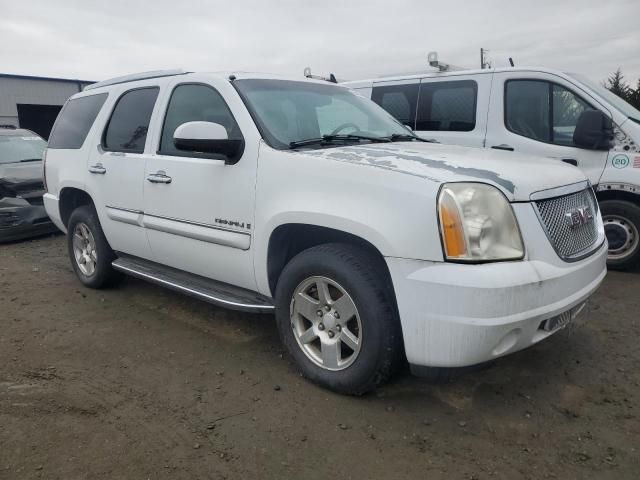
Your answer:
(275, 243), (403, 395)
(600, 199), (640, 271)
(67, 205), (122, 288)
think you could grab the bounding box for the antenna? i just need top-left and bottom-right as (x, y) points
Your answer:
(480, 48), (491, 69)
(509, 57), (515, 67)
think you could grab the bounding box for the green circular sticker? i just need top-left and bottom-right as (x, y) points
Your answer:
(612, 154), (630, 169)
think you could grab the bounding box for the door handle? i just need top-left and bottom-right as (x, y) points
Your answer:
(562, 158), (578, 166)
(491, 144), (515, 151)
(146, 171), (172, 184)
(88, 163), (106, 174)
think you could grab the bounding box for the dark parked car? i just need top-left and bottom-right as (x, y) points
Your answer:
(0, 125), (58, 241)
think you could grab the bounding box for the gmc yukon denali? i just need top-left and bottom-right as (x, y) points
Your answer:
(43, 70), (607, 394)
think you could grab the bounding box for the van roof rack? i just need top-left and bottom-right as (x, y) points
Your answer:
(303, 67), (337, 84)
(84, 69), (188, 91)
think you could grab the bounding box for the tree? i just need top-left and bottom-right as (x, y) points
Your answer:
(605, 68), (631, 101)
(629, 79), (640, 110)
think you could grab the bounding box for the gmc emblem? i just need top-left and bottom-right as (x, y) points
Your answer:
(565, 206), (593, 229)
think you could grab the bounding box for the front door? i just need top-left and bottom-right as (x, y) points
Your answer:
(486, 72), (609, 184)
(142, 78), (259, 291)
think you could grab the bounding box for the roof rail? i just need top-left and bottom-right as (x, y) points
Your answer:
(84, 69), (188, 91)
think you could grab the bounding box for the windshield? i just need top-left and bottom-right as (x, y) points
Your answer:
(234, 79), (412, 149)
(0, 134), (47, 164)
(569, 72), (640, 123)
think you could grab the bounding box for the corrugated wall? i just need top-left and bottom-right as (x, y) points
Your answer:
(0, 76), (89, 126)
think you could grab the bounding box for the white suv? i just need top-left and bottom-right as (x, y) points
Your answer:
(44, 70), (607, 394)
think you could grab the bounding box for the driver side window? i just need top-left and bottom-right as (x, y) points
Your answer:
(505, 79), (592, 146)
(159, 83), (243, 159)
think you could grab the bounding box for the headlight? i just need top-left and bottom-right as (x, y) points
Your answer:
(438, 183), (524, 262)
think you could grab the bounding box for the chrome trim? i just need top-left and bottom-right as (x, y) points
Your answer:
(596, 183), (640, 195)
(144, 213), (250, 236)
(532, 188), (605, 262)
(111, 261), (274, 312)
(529, 180), (589, 202)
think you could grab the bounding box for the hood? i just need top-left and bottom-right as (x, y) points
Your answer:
(0, 161), (45, 198)
(303, 142), (587, 201)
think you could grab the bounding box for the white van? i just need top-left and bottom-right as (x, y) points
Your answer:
(346, 67), (640, 270)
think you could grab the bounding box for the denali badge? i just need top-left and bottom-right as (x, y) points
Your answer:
(565, 206), (593, 229)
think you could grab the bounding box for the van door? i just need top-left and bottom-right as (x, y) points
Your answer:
(142, 78), (259, 291)
(486, 72), (609, 184)
(85, 85), (159, 260)
(413, 73), (492, 147)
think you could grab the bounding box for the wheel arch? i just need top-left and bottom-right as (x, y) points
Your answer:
(265, 223), (396, 304)
(596, 185), (640, 205)
(59, 187), (95, 228)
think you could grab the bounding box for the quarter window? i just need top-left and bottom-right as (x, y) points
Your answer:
(416, 80), (477, 131)
(103, 88), (159, 153)
(371, 83), (419, 128)
(159, 84), (243, 159)
(505, 80), (592, 146)
(48, 93), (108, 149)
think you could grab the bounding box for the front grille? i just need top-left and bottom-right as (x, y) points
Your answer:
(534, 188), (599, 260)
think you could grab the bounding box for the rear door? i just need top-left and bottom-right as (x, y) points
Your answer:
(414, 72), (492, 147)
(486, 71), (609, 184)
(85, 84), (160, 260)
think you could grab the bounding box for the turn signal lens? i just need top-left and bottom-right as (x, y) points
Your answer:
(439, 191), (468, 258)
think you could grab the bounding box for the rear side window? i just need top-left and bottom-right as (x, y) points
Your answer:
(103, 88), (159, 153)
(371, 83), (419, 128)
(416, 80), (477, 131)
(159, 84), (242, 158)
(48, 93), (107, 149)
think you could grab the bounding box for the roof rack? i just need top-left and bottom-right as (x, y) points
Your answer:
(0, 124), (17, 129)
(303, 67), (338, 84)
(84, 69), (188, 91)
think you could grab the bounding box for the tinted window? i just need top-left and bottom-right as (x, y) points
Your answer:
(416, 80), (477, 131)
(48, 93), (107, 149)
(505, 80), (550, 142)
(159, 84), (242, 158)
(103, 88), (159, 153)
(505, 80), (593, 146)
(371, 83), (419, 128)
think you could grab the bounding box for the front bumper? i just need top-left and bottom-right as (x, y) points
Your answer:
(386, 241), (607, 369)
(0, 197), (59, 242)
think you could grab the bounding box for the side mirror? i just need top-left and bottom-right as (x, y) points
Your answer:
(173, 121), (244, 163)
(573, 110), (613, 151)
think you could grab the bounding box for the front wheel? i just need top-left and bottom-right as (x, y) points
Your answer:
(601, 199), (640, 271)
(275, 243), (403, 395)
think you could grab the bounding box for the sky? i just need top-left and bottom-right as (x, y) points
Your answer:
(1, 0), (639, 86)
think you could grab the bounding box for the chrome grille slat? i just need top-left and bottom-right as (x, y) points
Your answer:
(534, 188), (599, 260)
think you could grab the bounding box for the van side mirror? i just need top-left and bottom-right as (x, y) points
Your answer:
(573, 110), (613, 151)
(173, 121), (244, 163)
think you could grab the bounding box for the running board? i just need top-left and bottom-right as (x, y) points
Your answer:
(112, 255), (274, 313)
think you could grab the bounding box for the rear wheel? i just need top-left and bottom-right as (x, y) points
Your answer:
(275, 243), (403, 395)
(601, 199), (640, 271)
(67, 205), (121, 288)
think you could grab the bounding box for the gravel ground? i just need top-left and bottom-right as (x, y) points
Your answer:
(1, 234), (639, 479)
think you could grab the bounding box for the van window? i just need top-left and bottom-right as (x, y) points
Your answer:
(103, 88), (159, 153)
(416, 80), (477, 131)
(505, 80), (592, 146)
(48, 93), (107, 149)
(159, 84), (243, 159)
(370, 84), (419, 128)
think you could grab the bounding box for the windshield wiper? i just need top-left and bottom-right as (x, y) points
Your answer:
(19, 158), (42, 163)
(387, 133), (431, 142)
(289, 134), (390, 149)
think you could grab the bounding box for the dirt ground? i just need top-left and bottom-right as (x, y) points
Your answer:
(1, 234), (639, 480)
